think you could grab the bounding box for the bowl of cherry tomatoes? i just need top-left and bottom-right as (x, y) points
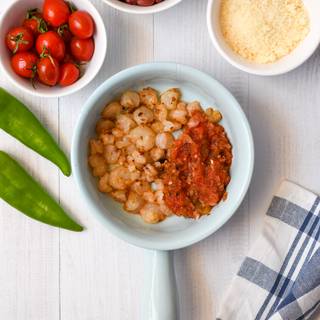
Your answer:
(0, 0), (107, 97)
(103, 0), (183, 14)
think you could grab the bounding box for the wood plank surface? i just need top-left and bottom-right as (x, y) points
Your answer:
(0, 0), (320, 319)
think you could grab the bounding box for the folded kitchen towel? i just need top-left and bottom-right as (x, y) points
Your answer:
(217, 181), (320, 320)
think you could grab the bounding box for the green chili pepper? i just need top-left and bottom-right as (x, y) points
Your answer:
(0, 87), (71, 176)
(0, 151), (83, 232)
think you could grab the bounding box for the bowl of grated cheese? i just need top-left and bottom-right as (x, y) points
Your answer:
(207, 0), (320, 76)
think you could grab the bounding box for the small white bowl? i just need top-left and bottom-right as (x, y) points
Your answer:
(0, 0), (107, 97)
(207, 0), (320, 76)
(103, 0), (183, 14)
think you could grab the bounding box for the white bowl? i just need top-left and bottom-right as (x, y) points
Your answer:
(207, 0), (320, 76)
(0, 0), (107, 97)
(103, 0), (183, 14)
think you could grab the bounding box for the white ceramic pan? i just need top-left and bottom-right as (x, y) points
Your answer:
(72, 62), (254, 319)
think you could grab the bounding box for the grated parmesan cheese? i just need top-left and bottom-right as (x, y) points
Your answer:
(219, 0), (310, 64)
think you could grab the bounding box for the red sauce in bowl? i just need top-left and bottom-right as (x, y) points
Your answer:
(163, 110), (232, 218)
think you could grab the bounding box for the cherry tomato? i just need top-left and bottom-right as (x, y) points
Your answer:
(6, 27), (34, 54)
(62, 51), (74, 63)
(36, 31), (65, 61)
(37, 56), (60, 86)
(69, 11), (94, 39)
(23, 19), (40, 34)
(43, 0), (70, 27)
(137, 0), (155, 5)
(58, 62), (80, 86)
(123, 0), (163, 4)
(70, 37), (94, 62)
(11, 52), (38, 78)
(23, 9), (48, 35)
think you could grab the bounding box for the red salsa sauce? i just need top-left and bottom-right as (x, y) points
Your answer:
(163, 110), (232, 218)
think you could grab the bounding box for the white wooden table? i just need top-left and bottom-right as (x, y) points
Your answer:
(1, 0), (320, 319)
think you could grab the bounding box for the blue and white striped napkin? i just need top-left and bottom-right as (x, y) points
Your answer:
(217, 181), (320, 320)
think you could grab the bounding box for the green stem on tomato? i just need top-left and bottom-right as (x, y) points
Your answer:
(67, 1), (77, 12)
(25, 8), (39, 19)
(11, 33), (29, 54)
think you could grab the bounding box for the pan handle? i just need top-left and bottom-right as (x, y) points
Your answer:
(147, 250), (179, 320)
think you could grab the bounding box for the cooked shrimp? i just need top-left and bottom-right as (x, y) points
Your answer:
(155, 190), (164, 204)
(140, 203), (164, 224)
(133, 106), (154, 125)
(126, 143), (137, 154)
(143, 164), (158, 182)
(155, 132), (174, 150)
(111, 190), (127, 203)
(127, 163), (137, 172)
(144, 152), (154, 164)
(150, 147), (165, 161)
(115, 136), (131, 149)
(154, 103), (168, 122)
(129, 125), (156, 152)
(160, 88), (181, 110)
(88, 154), (108, 177)
(131, 180), (151, 196)
(120, 90), (140, 110)
(154, 179), (164, 191)
(96, 119), (114, 135)
(104, 145), (120, 164)
(88, 154), (105, 168)
(98, 173), (112, 193)
(139, 87), (159, 108)
(205, 108), (222, 123)
(109, 166), (139, 190)
(108, 163), (120, 172)
(169, 108), (188, 124)
(151, 121), (164, 133)
(89, 139), (103, 155)
(111, 127), (125, 139)
(159, 203), (173, 216)
(154, 161), (163, 169)
(132, 150), (147, 165)
(116, 114), (136, 133)
(118, 152), (126, 166)
(163, 120), (181, 132)
(143, 191), (156, 203)
(100, 133), (115, 145)
(124, 191), (145, 212)
(93, 164), (108, 177)
(101, 102), (122, 120)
